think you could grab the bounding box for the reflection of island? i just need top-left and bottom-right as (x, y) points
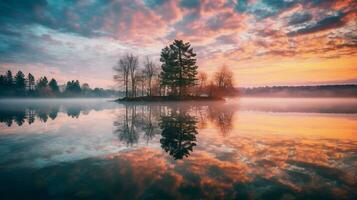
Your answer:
(113, 104), (198, 159)
(0, 100), (116, 126)
(0, 108), (58, 126)
(160, 108), (198, 159)
(113, 103), (235, 159)
(113, 105), (161, 146)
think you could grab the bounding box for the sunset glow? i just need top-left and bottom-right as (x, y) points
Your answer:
(1, 0), (356, 88)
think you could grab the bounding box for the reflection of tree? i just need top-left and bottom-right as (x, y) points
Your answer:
(28, 110), (35, 124)
(0, 100), (119, 127)
(208, 105), (234, 136)
(114, 106), (139, 146)
(37, 110), (49, 122)
(49, 108), (59, 120)
(14, 111), (26, 126)
(142, 106), (156, 143)
(113, 104), (162, 146)
(67, 107), (80, 118)
(160, 109), (198, 160)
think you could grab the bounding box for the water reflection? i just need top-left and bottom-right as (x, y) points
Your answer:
(160, 107), (198, 159)
(1, 99), (357, 199)
(0, 99), (115, 126)
(113, 103), (232, 159)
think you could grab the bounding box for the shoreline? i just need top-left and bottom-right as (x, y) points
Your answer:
(115, 96), (225, 102)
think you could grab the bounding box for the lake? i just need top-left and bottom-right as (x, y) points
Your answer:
(0, 98), (357, 199)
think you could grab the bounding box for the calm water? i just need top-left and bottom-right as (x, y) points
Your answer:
(0, 98), (357, 199)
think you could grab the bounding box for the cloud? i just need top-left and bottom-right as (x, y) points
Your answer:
(288, 12), (313, 25)
(288, 12), (346, 36)
(179, 0), (201, 9)
(144, 0), (167, 8)
(0, 0), (356, 87)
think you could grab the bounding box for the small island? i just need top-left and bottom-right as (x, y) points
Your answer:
(113, 40), (236, 102)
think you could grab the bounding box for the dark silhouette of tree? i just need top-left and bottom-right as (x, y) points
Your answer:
(5, 70), (13, 88)
(27, 73), (35, 91)
(128, 54), (139, 98)
(36, 76), (48, 90)
(0, 70), (15, 95)
(0, 75), (6, 96)
(160, 40), (198, 97)
(114, 57), (130, 98)
(65, 80), (82, 95)
(160, 109), (198, 159)
(14, 71), (26, 95)
(49, 78), (59, 93)
(143, 56), (157, 96)
(36, 76), (50, 96)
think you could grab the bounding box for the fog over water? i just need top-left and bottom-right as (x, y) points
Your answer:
(0, 98), (357, 199)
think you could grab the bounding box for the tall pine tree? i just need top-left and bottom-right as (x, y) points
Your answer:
(14, 71), (26, 95)
(160, 40), (198, 97)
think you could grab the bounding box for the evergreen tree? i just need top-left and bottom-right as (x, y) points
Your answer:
(0, 75), (5, 96)
(27, 73), (35, 91)
(160, 40), (198, 97)
(15, 71), (26, 94)
(5, 70), (13, 88)
(36, 76), (48, 89)
(49, 78), (59, 93)
(65, 80), (82, 94)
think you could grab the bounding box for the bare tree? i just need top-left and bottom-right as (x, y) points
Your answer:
(197, 71), (208, 96)
(113, 57), (129, 98)
(127, 54), (139, 98)
(135, 70), (146, 97)
(143, 56), (157, 96)
(214, 65), (233, 89)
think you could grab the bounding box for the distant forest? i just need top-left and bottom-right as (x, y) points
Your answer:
(0, 70), (121, 98)
(239, 85), (357, 97)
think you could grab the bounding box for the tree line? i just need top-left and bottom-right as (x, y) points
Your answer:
(0, 70), (120, 97)
(114, 40), (237, 99)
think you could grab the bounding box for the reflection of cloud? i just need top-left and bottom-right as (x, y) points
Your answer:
(1, 102), (357, 198)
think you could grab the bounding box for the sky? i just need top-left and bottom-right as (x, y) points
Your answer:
(0, 0), (356, 88)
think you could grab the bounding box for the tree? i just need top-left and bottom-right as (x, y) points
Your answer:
(113, 57), (130, 98)
(36, 76), (50, 96)
(197, 71), (208, 96)
(214, 65), (233, 89)
(36, 76), (48, 89)
(65, 80), (81, 94)
(5, 70), (13, 88)
(49, 78), (59, 93)
(135, 70), (146, 97)
(0, 75), (6, 96)
(160, 40), (198, 97)
(143, 56), (157, 96)
(127, 54), (139, 98)
(14, 71), (26, 94)
(27, 73), (35, 91)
